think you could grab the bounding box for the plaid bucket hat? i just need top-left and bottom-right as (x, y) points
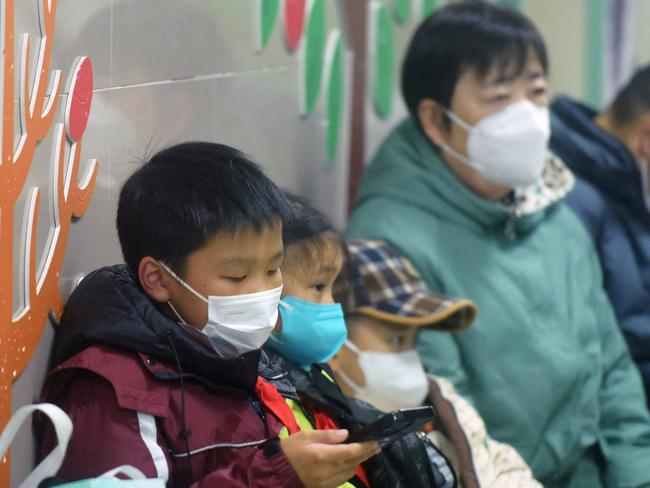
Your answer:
(338, 240), (477, 332)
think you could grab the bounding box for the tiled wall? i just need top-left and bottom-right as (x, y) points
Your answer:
(8, 1), (352, 482)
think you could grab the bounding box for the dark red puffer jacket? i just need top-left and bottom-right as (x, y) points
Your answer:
(36, 265), (302, 488)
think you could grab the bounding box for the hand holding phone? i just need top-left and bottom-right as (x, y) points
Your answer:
(346, 406), (435, 446)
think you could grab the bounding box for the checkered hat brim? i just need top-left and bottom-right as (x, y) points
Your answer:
(343, 240), (477, 331)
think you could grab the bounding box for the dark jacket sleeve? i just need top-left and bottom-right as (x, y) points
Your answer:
(38, 370), (303, 488)
(566, 179), (650, 402)
(564, 177), (606, 241)
(586, 248), (650, 487)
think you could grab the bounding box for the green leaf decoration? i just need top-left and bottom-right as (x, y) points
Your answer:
(496, 0), (522, 10)
(394, 0), (411, 24)
(324, 31), (344, 165)
(256, 0), (280, 51)
(372, 2), (394, 118)
(421, 0), (438, 18)
(585, 0), (606, 107)
(301, 0), (327, 114)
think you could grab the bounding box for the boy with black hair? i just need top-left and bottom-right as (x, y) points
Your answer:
(347, 2), (650, 487)
(37, 142), (378, 487)
(551, 65), (650, 403)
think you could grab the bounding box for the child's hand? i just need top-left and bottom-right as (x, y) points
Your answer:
(281, 429), (380, 488)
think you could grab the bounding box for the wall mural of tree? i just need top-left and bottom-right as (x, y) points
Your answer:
(0, 1), (98, 484)
(256, 0), (344, 166)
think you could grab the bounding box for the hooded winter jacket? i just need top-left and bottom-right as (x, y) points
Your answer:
(551, 95), (650, 404)
(37, 265), (303, 488)
(346, 118), (650, 488)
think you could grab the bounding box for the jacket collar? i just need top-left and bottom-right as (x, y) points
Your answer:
(258, 349), (300, 400)
(52, 264), (260, 391)
(263, 349), (380, 426)
(551, 95), (645, 212)
(357, 118), (572, 238)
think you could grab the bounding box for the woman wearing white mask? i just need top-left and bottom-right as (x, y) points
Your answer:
(346, 2), (650, 487)
(329, 239), (541, 488)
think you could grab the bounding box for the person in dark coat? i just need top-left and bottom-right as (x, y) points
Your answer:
(550, 65), (650, 404)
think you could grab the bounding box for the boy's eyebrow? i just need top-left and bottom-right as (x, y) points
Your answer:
(270, 250), (284, 261)
(220, 256), (254, 266)
(527, 69), (544, 81)
(482, 73), (516, 87)
(219, 249), (284, 267)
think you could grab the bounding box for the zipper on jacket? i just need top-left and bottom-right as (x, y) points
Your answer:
(504, 207), (518, 241)
(270, 372), (288, 381)
(250, 394), (266, 423)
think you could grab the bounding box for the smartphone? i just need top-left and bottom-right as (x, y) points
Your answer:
(345, 406), (435, 445)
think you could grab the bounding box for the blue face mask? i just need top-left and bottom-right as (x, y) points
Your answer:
(266, 296), (347, 368)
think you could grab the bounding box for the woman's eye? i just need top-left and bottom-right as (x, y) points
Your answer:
(267, 268), (279, 277)
(533, 87), (547, 97)
(492, 94), (510, 103)
(225, 276), (246, 283)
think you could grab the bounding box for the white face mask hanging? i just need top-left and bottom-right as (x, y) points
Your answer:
(337, 340), (429, 412)
(440, 100), (551, 188)
(159, 262), (282, 358)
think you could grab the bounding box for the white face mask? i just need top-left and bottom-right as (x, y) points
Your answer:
(159, 262), (282, 358)
(441, 100), (550, 188)
(337, 340), (429, 412)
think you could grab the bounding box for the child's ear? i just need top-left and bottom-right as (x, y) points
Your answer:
(138, 257), (172, 303)
(418, 98), (447, 147)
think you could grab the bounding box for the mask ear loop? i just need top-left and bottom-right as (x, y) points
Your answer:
(336, 367), (364, 393)
(167, 300), (187, 324)
(437, 108), (483, 171)
(157, 261), (205, 326)
(343, 339), (361, 355)
(158, 261), (206, 325)
(158, 261), (209, 304)
(444, 109), (473, 132)
(268, 300), (290, 343)
(335, 340), (365, 391)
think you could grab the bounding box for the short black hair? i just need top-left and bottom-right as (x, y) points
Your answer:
(282, 193), (348, 275)
(610, 65), (650, 126)
(283, 193), (334, 247)
(402, 1), (548, 121)
(117, 141), (289, 276)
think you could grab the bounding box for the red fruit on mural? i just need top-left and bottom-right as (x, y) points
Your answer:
(65, 56), (93, 143)
(284, 0), (306, 51)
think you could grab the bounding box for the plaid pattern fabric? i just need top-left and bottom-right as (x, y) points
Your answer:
(340, 240), (477, 331)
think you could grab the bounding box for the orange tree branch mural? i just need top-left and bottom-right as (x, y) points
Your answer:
(0, 0), (98, 483)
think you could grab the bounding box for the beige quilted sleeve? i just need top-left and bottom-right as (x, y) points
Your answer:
(427, 375), (543, 488)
